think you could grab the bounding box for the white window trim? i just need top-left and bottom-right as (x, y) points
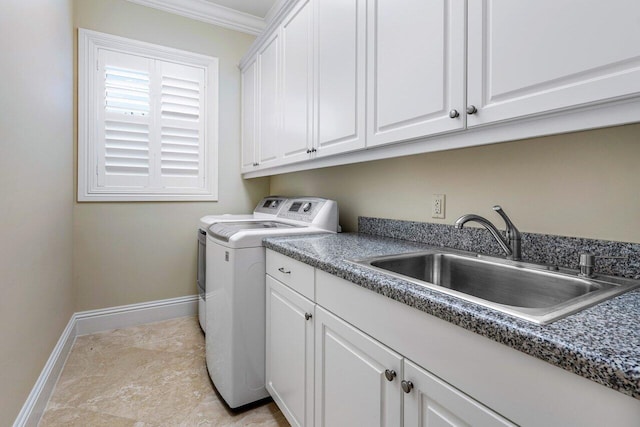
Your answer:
(78, 28), (219, 201)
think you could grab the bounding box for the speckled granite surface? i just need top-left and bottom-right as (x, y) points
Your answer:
(263, 232), (640, 400)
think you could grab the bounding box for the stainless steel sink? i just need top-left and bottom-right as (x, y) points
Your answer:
(350, 250), (639, 324)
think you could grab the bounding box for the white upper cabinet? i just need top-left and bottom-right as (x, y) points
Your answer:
(240, 0), (640, 176)
(281, 0), (313, 164)
(257, 31), (281, 168)
(314, 0), (367, 156)
(241, 58), (257, 172)
(467, 0), (640, 127)
(367, 0), (466, 147)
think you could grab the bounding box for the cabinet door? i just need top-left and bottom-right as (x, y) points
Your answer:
(266, 276), (314, 427)
(314, 0), (366, 157)
(281, 0), (313, 164)
(314, 306), (401, 427)
(241, 59), (257, 172)
(403, 359), (515, 427)
(467, 0), (640, 127)
(367, 0), (466, 147)
(257, 31), (281, 167)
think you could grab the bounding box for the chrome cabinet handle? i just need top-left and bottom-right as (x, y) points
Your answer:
(401, 380), (413, 393)
(384, 369), (396, 382)
(466, 105), (478, 114)
(278, 267), (291, 274)
(305, 312), (312, 321)
(449, 109), (459, 118)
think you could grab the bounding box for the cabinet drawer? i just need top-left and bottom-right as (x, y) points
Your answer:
(266, 249), (315, 299)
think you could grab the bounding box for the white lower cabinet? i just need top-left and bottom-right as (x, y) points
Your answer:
(265, 249), (515, 426)
(266, 250), (640, 426)
(313, 306), (513, 427)
(266, 275), (314, 427)
(314, 306), (402, 427)
(403, 359), (515, 427)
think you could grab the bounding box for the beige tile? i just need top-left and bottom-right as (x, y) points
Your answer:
(38, 406), (153, 427)
(72, 317), (205, 356)
(40, 316), (289, 427)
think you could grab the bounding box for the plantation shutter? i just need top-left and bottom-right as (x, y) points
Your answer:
(157, 61), (205, 189)
(97, 50), (152, 189)
(95, 50), (206, 192)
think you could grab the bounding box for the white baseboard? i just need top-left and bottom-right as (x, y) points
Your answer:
(13, 295), (199, 427)
(12, 316), (77, 427)
(74, 295), (198, 336)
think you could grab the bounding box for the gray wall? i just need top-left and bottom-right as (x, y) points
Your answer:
(0, 0), (74, 423)
(73, 0), (270, 310)
(271, 123), (640, 243)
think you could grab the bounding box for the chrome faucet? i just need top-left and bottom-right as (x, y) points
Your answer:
(454, 206), (522, 260)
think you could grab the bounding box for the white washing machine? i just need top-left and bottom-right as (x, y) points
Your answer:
(197, 196), (288, 332)
(205, 197), (339, 408)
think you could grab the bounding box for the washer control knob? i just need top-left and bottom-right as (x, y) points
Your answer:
(302, 202), (312, 212)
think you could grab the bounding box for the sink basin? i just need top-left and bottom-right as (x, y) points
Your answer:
(351, 251), (639, 324)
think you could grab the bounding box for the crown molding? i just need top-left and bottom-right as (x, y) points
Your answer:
(239, 0), (299, 69)
(264, 0), (289, 24)
(127, 0), (267, 35)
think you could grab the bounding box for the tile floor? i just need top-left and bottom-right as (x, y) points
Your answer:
(38, 316), (289, 426)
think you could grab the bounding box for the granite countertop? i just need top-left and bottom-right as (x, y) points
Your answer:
(263, 232), (640, 400)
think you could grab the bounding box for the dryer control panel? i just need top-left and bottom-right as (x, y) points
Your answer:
(253, 196), (288, 215)
(277, 197), (339, 231)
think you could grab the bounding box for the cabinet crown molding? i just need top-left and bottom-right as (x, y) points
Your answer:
(239, 0), (300, 68)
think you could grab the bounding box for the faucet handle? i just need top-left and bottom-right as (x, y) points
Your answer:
(492, 206), (521, 238)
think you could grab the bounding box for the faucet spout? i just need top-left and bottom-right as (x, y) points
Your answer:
(454, 206), (521, 260)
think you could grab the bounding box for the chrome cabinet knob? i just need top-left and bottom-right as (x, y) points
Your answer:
(466, 105), (478, 115)
(304, 312), (312, 321)
(384, 369), (396, 381)
(448, 109), (460, 119)
(401, 380), (413, 393)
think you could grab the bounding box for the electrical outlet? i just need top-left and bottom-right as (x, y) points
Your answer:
(432, 194), (445, 219)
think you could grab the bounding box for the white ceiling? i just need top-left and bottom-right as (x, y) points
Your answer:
(203, 0), (277, 19)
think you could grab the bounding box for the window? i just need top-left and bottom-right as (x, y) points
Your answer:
(78, 29), (218, 201)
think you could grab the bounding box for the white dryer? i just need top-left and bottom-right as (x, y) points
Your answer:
(205, 197), (339, 408)
(197, 196), (288, 332)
